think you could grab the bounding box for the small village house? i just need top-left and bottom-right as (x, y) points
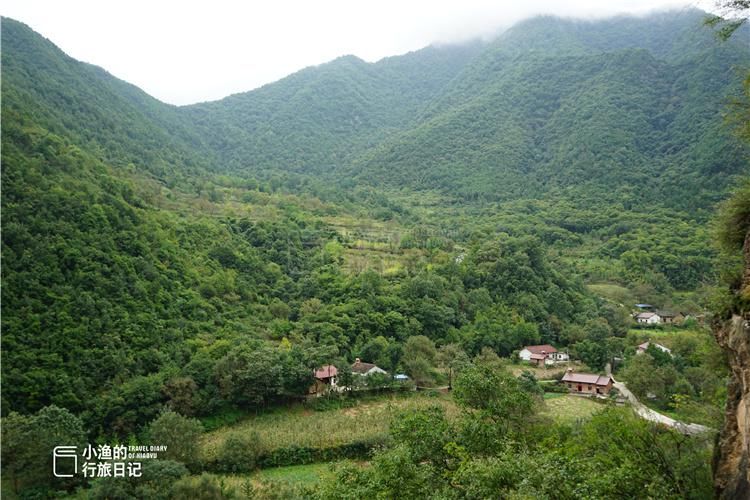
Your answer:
(635, 311), (661, 324)
(561, 369), (613, 395)
(308, 364), (338, 396)
(351, 358), (387, 376)
(518, 344), (569, 366)
(655, 310), (683, 325)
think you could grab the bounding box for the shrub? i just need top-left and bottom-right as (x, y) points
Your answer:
(148, 410), (203, 469)
(88, 459), (189, 500)
(256, 439), (382, 468)
(216, 431), (263, 473)
(542, 381), (569, 394)
(171, 473), (236, 499)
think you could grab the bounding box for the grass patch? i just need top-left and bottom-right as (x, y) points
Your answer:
(255, 462), (339, 484)
(542, 395), (605, 425)
(216, 461), (344, 490)
(543, 392), (565, 400)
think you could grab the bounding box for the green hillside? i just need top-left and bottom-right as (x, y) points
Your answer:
(183, 42), (485, 175)
(354, 11), (748, 208)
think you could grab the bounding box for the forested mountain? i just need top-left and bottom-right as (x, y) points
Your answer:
(353, 10), (749, 208)
(183, 42), (485, 173)
(1, 6), (748, 459)
(1, 19), (213, 183)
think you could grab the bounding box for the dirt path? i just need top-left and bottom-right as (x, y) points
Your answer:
(612, 379), (712, 436)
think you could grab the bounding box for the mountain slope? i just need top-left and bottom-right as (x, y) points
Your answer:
(1, 18), (212, 181)
(182, 42), (485, 174)
(352, 10), (749, 209)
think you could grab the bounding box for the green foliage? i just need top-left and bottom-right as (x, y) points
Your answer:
(453, 363), (538, 439)
(216, 430), (264, 472)
(517, 370), (545, 396)
(214, 340), (335, 407)
(401, 335), (437, 386)
(171, 473), (237, 500)
(317, 402), (713, 499)
(716, 179), (750, 253)
(713, 178), (750, 315)
(389, 406), (452, 466)
(148, 410), (204, 468)
(88, 459), (189, 500)
(1, 405), (86, 494)
(619, 330), (725, 424)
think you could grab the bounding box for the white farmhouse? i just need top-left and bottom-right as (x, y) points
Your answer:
(518, 344), (569, 366)
(351, 358), (387, 376)
(635, 312), (661, 324)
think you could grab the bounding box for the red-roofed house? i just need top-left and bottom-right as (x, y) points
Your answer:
(561, 369), (613, 395)
(309, 365), (338, 396)
(519, 344), (569, 366)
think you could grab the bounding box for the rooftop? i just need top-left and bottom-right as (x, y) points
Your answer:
(524, 344), (558, 354)
(351, 358), (381, 374)
(561, 371), (612, 386)
(314, 365), (338, 379)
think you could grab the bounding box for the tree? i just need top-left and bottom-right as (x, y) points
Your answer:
(401, 336), (437, 387)
(217, 431), (264, 472)
(163, 376), (199, 416)
(572, 339), (610, 371)
(390, 406), (453, 466)
(359, 336), (390, 370)
(214, 342), (284, 406)
(453, 363), (537, 435)
(517, 370), (544, 397)
(461, 306), (540, 357)
(1, 405), (86, 494)
(437, 343), (470, 389)
(148, 410), (203, 468)
(89, 459), (189, 500)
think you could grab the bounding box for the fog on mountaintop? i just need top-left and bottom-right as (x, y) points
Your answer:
(0, 0), (706, 104)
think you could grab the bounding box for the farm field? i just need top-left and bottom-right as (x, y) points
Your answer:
(200, 393), (459, 462)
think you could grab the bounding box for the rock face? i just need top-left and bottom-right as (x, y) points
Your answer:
(713, 231), (750, 499)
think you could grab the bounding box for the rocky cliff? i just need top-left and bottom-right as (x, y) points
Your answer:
(713, 229), (750, 499)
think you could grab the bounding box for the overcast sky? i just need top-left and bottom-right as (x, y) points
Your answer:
(2, 0), (710, 105)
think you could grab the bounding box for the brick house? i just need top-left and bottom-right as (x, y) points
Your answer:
(561, 369), (613, 395)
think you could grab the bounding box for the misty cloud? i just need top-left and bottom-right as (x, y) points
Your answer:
(2, 0), (710, 105)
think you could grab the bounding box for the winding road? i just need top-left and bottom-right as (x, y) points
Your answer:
(612, 378), (712, 436)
